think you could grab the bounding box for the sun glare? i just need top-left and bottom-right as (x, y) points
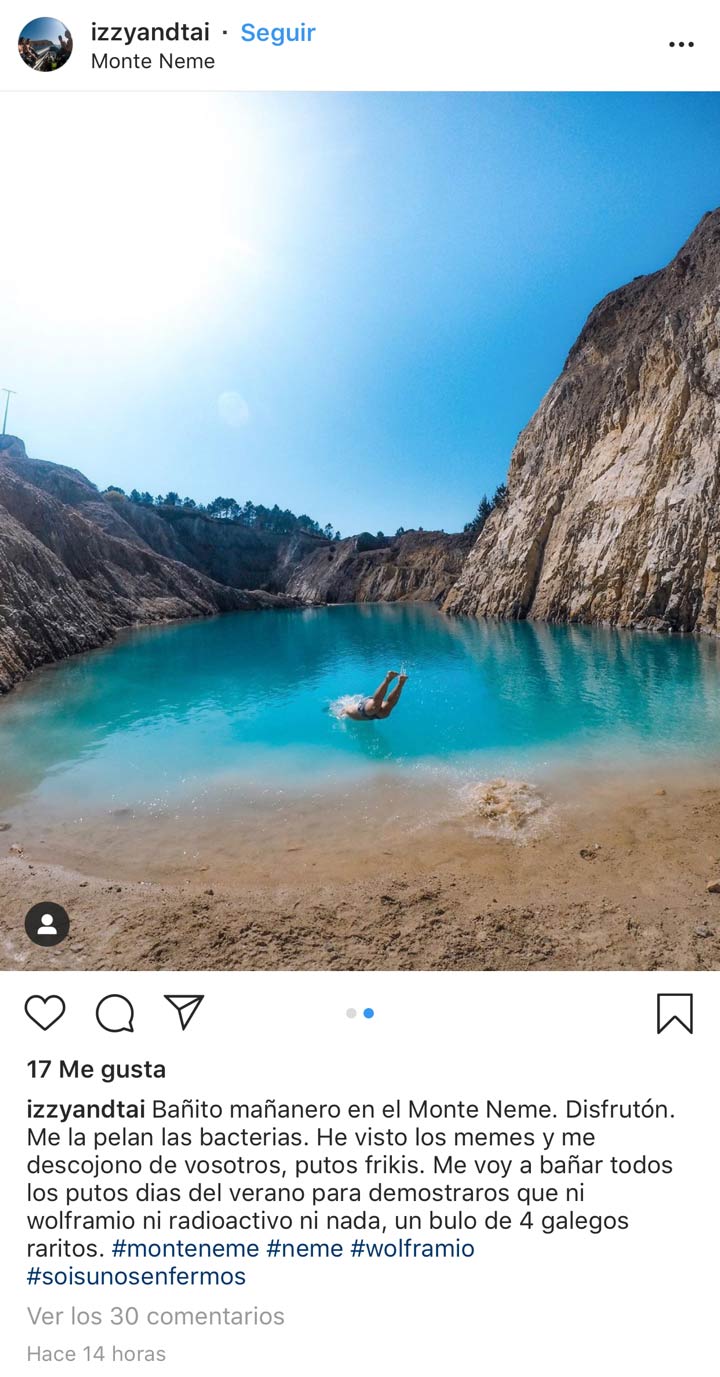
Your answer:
(5, 95), (281, 347)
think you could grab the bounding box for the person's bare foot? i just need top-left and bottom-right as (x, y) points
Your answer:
(387, 670), (399, 681)
(398, 673), (408, 685)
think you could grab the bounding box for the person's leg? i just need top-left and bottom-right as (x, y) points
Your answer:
(382, 674), (408, 714)
(371, 671), (398, 710)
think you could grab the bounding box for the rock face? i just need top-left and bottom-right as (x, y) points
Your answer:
(16, 465), (469, 607)
(445, 209), (720, 633)
(0, 440), (469, 693)
(0, 439), (293, 693)
(105, 495), (287, 590)
(109, 501), (470, 606)
(283, 529), (472, 605)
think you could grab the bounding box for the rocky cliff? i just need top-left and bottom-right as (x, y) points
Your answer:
(105, 501), (469, 606)
(0, 438), (293, 693)
(25, 472), (469, 607)
(445, 209), (720, 634)
(282, 529), (472, 605)
(104, 495), (287, 590)
(0, 439), (468, 693)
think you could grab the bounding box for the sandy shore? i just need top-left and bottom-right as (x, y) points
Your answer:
(1, 763), (719, 971)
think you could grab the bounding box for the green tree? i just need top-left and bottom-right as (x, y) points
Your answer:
(464, 495), (493, 534)
(121, 482), (332, 536)
(207, 496), (238, 519)
(464, 482), (509, 535)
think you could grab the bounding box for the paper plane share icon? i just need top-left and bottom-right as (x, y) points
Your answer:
(164, 995), (204, 1030)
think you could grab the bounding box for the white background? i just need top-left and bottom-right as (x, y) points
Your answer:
(2, 4), (718, 1373)
(0, 0), (717, 91)
(0, 971), (716, 1375)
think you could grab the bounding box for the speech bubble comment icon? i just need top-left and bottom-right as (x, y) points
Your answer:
(96, 994), (134, 1033)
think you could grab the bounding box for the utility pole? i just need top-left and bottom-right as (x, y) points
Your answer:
(1, 388), (16, 436)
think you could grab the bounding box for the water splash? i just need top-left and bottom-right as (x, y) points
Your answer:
(458, 776), (550, 840)
(329, 694), (365, 720)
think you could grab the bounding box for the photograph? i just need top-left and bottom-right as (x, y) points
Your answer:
(17, 16), (72, 71)
(1, 91), (719, 972)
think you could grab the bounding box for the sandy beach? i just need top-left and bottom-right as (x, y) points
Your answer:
(2, 762), (719, 972)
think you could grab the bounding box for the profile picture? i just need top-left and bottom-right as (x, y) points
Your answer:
(18, 16), (73, 71)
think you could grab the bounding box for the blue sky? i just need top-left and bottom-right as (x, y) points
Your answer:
(4, 92), (720, 535)
(20, 17), (67, 43)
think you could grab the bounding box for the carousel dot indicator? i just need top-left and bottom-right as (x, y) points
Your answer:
(363, 1008), (375, 1019)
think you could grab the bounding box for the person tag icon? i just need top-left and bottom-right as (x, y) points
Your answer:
(24, 901), (70, 948)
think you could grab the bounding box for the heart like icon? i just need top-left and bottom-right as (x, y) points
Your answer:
(25, 995), (66, 1030)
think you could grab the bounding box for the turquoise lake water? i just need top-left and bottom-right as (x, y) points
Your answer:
(1, 603), (720, 815)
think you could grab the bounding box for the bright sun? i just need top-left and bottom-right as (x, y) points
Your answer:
(3, 95), (281, 348)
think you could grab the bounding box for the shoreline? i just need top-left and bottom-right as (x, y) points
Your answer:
(2, 760), (719, 972)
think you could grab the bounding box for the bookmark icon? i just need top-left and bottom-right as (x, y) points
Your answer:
(656, 993), (693, 1034)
